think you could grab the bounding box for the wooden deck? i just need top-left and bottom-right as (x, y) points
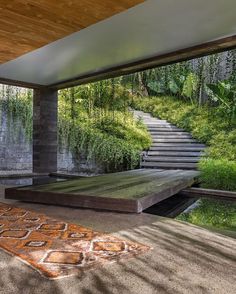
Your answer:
(5, 169), (199, 213)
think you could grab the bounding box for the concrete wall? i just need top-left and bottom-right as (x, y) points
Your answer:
(0, 106), (32, 171)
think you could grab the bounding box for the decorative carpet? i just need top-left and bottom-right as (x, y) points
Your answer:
(0, 202), (150, 279)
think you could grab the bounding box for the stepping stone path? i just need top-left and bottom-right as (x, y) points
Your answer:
(134, 110), (206, 170)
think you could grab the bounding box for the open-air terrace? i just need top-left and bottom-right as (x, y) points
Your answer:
(0, 1), (235, 293)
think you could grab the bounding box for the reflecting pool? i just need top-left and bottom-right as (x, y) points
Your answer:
(145, 194), (236, 235)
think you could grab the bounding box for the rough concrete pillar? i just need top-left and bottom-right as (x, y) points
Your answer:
(33, 88), (58, 173)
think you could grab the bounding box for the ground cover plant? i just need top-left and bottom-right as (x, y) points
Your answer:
(177, 198), (236, 233)
(58, 82), (151, 171)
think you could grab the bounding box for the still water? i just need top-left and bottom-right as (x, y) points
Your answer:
(0, 176), (66, 186)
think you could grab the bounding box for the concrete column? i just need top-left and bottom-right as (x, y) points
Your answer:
(33, 88), (58, 173)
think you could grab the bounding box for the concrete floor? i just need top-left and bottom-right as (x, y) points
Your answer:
(0, 185), (235, 294)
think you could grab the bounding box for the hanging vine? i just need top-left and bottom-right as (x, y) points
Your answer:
(0, 85), (33, 142)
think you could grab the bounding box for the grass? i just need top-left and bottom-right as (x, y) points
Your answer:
(199, 159), (236, 191)
(131, 95), (236, 191)
(177, 198), (236, 232)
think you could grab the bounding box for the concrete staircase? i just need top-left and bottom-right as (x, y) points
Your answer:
(134, 110), (205, 170)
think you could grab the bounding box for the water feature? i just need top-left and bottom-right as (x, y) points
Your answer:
(176, 197), (236, 233)
(145, 194), (236, 235)
(0, 175), (66, 187)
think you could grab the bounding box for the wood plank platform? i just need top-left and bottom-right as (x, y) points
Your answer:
(5, 169), (199, 213)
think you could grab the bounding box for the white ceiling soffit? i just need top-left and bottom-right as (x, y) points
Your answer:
(0, 0), (235, 87)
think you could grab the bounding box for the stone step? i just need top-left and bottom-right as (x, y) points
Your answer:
(151, 143), (205, 147)
(147, 124), (176, 128)
(143, 156), (200, 163)
(149, 146), (205, 152)
(147, 151), (204, 157)
(144, 120), (169, 123)
(152, 139), (197, 143)
(149, 128), (185, 132)
(151, 135), (192, 139)
(150, 131), (190, 136)
(147, 122), (176, 125)
(145, 118), (169, 121)
(141, 162), (198, 170)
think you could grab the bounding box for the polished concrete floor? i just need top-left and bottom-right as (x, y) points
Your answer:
(0, 185), (235, 294)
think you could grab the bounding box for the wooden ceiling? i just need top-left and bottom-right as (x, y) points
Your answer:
(0, 0), (144, 64)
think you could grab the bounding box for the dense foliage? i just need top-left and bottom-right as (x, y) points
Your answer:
(0, 86), (33, 140)
(126, 49), (236, 105)
(0, 82), (151, 172)
(58, 84), (151, 171)
(207, 80), (236, 126)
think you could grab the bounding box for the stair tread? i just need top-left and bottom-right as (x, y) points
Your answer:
(148, 125), (179, 128)
(151, 132), (192, 139)
(151, 143), (205, 147)
(149, 147), (205, 151)
(144, 156), (200, 163)
(152, 139), (197, 143)
(151, 135), (192, 139)
(141, 162), (197, 169)
(147, 151), (203, 157)
(153, 138), (197, 143)
(149, 129), (186, 133)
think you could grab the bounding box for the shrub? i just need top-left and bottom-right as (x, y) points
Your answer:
(198, 159), (236, 191)
(58, 108), (151, 172)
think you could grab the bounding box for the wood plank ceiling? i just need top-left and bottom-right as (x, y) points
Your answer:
(0, 0), (144, 64)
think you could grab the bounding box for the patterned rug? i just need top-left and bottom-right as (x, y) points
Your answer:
(0, 202), (150, 279)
